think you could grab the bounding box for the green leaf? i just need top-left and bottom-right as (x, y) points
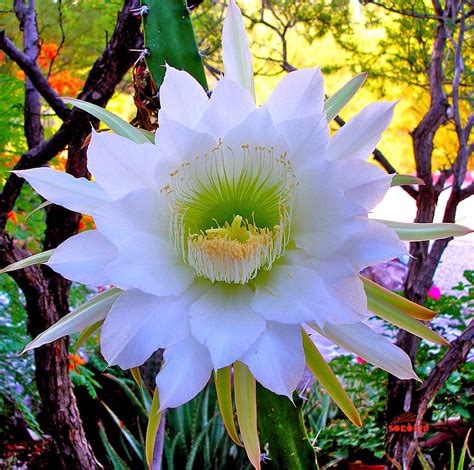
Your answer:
(73, 320), (103, 357)
(375, 219), (472, 241)
(302, 330), (362, 427)
(361, 276), (437, 320)
(23, 288), (121, 352)
(1, 249), (54, 274)
(234, 362), (261, 470)
(256, 384), (317, 470)
(215, 367), (242, 446)
(141, 0), (208, 90)
(64, 97), (150, 144)
(367, 292), (449, 346)
(324, 73), (366, 121)
(457, 428), (471, 470)
(102, 401), (143, 460)
(146, 387), (162, 470)
(391, 174), (425, 187)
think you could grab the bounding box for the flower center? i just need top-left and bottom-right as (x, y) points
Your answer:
(162, 143), (295, 284)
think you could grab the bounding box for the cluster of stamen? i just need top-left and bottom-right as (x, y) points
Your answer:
(161, 143), (295, 284)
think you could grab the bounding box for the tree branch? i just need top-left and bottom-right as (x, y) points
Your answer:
(0, 30), (70, 120)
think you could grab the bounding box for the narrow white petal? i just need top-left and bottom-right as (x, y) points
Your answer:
(87, 131), (161, 199)
(265, 68), (324, 124)
(100, 289), (193, 369)
(195, 77), (255, 138)
(222, 0), (255, 98)
(337, 219), (407, 270)
(320, 322), (419, 380)
(160, 65), (209, 128)
(241, 322), (305, 398)
(47, 230), (117, 286)
(14, 168), (109, 215)
(156, 337), (213, 409)
(331, 159), (392, 210)
(190, 284), (265, 369)
(326, 101), (396, 161)
(105, 233), (195, 297)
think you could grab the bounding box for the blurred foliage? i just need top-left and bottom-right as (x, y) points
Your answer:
(0, 274), (40, 441)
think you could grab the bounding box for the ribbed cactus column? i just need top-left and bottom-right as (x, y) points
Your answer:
(140, 0), (208, 90)
(257, 384), (318, 469)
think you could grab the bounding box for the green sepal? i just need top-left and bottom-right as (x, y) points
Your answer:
(361, 276), (437, 320)
(376, 219), (472, 241)
(73, 320), (103, 357)
(145, 387), (162, 470)
(367, 292), (449, 346)
(215, 366), (242, 446)
(1, 249), (53, 274)
(391, 174), (425, 186)
(302, 329), (362, 428)
(64, 98), (150, 144)
(234, 361), (261, 469)
(324, 73), (366, 121)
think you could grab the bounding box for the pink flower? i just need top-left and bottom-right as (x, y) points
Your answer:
(356, 357), (366, 365)
(428, 286), (442, 301)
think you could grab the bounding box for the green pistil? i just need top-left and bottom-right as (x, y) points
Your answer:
(206, 215), (251, 243)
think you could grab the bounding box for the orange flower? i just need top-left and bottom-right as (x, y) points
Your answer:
(68, 353), (86, 370)
(48, 70), (84, 96)
(7, 211), (17, 222)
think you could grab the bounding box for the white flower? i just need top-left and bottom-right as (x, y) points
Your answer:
(15, 1), (424, 397)
(9, 1), (470, 467)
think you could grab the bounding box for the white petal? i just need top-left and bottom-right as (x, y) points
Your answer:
(222, 105), (288, 154)
(292, 166), (366, 258)
(196, 77), (255, 138)
(160, 65), (209, 128)
(190, 284), (265, 369)
(337, 219), (407, 270)
(156, 337), (213, 409)
(94, 189), (169, 245)
(308, 255), (367, 315)
(276, 113), (329, 173)
(331, 159), (392, 209)
(14, 168), (109, 215)
(47, 230), (117, 286)
(87, 131), (161, 199)
(154, 117), (216, 170)
(265, 68), (324, 124)
(320, 322), (419, 380)
(326, 101), (396, 161)
(252, 262), (330, 324)
(100, 289), (194, 369)
(241, 322), (305, 398)
(222, 0), (255, 98)
(104, 233), (194, 297)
